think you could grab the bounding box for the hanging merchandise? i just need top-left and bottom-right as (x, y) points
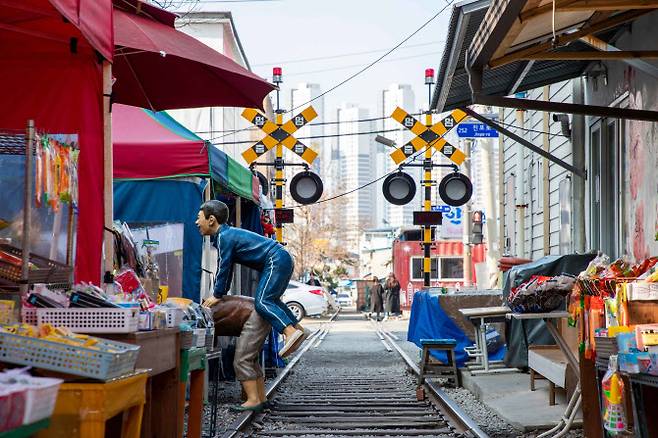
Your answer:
(601, 356), (627, 435)
(34, 134), (79, 212)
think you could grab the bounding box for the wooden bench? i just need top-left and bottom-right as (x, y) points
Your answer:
(528, 345), (569, 406)
(418, 338), (460, 389)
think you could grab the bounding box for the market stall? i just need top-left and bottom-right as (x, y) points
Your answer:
(572, 255), (658, 437)
(112, 104), (263, 303)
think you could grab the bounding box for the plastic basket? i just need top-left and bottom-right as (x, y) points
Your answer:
(166, 308), (183, 328)
(0, 300), (16, 325)
(36, 308), (139, 333)
(180, 331), (193, 350)
(21, 377), (62, 424)
(194, 328), (206, 348)
(0, 244), (72, 285)
(0, 332), (140, 380)
(20, 308), (37, 326)
(205, 328), (214, 351)
(0, 386), (26, 432)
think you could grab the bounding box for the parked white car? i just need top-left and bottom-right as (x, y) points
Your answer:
(336, 292), (353, 308)
(282, 280), (328, 320)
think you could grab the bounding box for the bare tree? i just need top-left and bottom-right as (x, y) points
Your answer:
(285, 188), (356, 281)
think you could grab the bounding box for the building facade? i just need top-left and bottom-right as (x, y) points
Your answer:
(170, 12), (259, 164)
(500, 82), (576, 260)
(336, 104), (376, 252)
(289, 83), (325, 176)
(380, 84), (419, 228)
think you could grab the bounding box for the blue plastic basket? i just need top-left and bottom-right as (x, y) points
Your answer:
(0, 331), (139, 380)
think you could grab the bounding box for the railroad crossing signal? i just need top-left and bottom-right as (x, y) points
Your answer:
(389, 108), (468, 165)
(241, 107), (319, 165)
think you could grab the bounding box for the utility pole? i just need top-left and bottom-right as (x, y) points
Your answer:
(273, 67), (284, 243)
(463, 139), (473, 287)
(480, 132), (499, 288)
(423, 69), (434, 288)
(241, 67), (321, 244)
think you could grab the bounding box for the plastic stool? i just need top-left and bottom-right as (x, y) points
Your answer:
(418, 338), (460, 388)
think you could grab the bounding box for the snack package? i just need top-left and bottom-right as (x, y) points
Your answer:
(602, 356), (627, 435)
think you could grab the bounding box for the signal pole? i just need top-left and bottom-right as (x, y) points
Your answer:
(423, 69), (435, 288)
(463, 139), (473, 287)
(242, 67), (320, 243)
(273, 67), (284, 243)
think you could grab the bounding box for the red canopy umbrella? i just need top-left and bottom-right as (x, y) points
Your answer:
(112, 3), (275, 111)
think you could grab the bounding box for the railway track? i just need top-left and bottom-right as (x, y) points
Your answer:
(222, 311), (488, 438)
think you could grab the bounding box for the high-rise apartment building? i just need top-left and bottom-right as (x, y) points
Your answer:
(290, 83), (324, 176)
(380, 84), (418, 228)
(336, 104), (376, 252)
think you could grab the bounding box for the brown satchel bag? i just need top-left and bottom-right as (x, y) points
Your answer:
(206, 295), (254, 337)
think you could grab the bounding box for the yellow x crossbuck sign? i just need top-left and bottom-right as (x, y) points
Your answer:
(389, 107), (468, 165)
(241, 107), (319, 165)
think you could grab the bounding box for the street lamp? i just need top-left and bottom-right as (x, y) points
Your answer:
(375, 135), (396, 148)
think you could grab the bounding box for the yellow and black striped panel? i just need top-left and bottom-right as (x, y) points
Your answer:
(241, 141), (269, 164)
(284, 138), (318, 164)
(435, 139), (467, 165)
(391, 107), (427, 136)
(281, 106), (318, 135)
(390, 142), (417, 165)
(428, 109), (468, 137)
(242, 108), (280, 136)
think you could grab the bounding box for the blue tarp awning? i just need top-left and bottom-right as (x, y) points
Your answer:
(407, 290), (505, 367)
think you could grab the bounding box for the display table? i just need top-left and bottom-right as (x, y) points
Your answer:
(102, 328), (180, 438)
(37, 371), (147, 438)
(204, 349), (222, 438)
(508, 311), (580, 438)
(179, 348), (207, 438)
(459, 306), (516, 374)
(0, 419), (50, 438)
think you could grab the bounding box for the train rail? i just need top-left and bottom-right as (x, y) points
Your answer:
(222, 311), (488, 438)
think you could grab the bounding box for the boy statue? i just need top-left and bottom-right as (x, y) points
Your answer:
(196, 200), (308, 359)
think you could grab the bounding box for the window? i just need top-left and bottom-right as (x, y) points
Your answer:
(411, 257), (438, 280)
(441, 258), (464, 279)
(589, 114), (626, 257)
(410, 257), (464, 280)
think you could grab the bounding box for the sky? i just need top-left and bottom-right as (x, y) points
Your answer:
(176, 0), (454, 116)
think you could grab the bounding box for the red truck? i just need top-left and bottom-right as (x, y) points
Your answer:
(391, 229), (486, 309)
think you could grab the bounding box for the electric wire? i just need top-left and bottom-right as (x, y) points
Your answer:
(253, 41), (445, 67)
(200, 112), (568, 141)
(205, 2), (456, 140)
(210, 128), (406, 146)
(284, 51), (443, 77)
(278, 131), (443, 210)
(287, 0), (457, 113)
(207, 118), (566, 145)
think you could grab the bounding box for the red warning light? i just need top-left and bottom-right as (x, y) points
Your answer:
(273, 67), (283, 84)
(425, 68), (435, 84)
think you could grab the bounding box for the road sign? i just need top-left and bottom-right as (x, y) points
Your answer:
(241, 106), (318, 164)
(389, 108), (467, 165)
(432, 205), (451, 213)
(456, 122), (499, 138)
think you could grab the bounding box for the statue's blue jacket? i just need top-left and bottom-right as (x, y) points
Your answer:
(212, 224), (282, 297)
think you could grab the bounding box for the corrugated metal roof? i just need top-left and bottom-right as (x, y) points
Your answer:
(432, 2), (625, 112)
(433, 0), (491, 112)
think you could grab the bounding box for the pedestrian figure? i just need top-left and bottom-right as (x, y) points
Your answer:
(384, 272), (401, 319)
(307, 272), (321, 286)
(369, 276), (384, 321)
(196, 200), (309, 358)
